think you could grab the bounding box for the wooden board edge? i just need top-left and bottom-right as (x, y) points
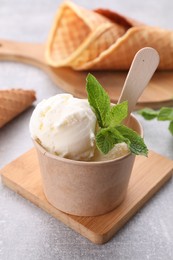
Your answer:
(1, 150), (173, 245)
(0, 59), (173, 109)
(100, 169), (173, 244)
(1, 168), (172, 245)
(1, 174), (104, 244)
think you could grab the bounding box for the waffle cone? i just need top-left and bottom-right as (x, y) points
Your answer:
(45, 1), (127, 67)
(45, 1), (173, 70)
(0, 89), (36, 128)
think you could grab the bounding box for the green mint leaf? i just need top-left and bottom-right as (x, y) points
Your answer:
(96, 128), (115, 154)
(168, 121), (173, 135)
(107, 101), (128, 127)
(116, 125), (148, 156)
(96, 127), (126, 154)
(86, 73), (110, 128)
(139, 106), (173, 137)
(138, 108), (159, 120)
(157, 107), (173, 121)
(86, 73), (148, 157)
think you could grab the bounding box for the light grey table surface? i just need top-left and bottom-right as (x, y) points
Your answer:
(0, 0), (173, 259)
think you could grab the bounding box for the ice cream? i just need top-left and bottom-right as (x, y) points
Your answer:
(30, 93), (129, 161)
(29, 94), (96, 161)
(29, 73), (144, 216)
(92, 142), (129, 161)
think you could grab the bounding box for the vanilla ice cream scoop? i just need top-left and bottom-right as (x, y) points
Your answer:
(92, 142), (129, 162)
(29, 94), (96, 161)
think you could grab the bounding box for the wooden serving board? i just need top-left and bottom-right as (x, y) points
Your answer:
(1, 148), (173, 244)
(0, 39), (173, 109)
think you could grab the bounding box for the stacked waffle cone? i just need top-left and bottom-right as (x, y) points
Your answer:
(45, 1), (173, 70)
(0, 89), (36, 128)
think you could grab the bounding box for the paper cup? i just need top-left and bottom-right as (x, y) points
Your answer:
(34, 114), (143, 216)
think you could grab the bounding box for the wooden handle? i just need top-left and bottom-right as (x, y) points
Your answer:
(118, 47), (160, 117)
(0, 39), (45, 66)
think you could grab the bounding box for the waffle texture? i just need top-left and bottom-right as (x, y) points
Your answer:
(0, 89), (36, 128)
(45, 1), (173, 70)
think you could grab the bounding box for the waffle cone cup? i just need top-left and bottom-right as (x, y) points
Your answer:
(0, 89), (36, 128)
(45, 1), (173, 70)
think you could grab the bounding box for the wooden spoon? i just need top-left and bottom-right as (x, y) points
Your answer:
(118, 47), (160, 121)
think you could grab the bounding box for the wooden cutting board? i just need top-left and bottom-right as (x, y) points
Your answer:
(1, 148), (173, 244)
(0, 39), (173, 109)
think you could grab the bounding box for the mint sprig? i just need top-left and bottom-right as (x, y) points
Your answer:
(96, 127), (128, 154)
(138, 108), (159, 120)
(116, 125), (148, 156)
(138, 107), (173, 135)
(86, 73), (110, 128)
(108, 101), (128, 127)
(86, 73), (148, 156)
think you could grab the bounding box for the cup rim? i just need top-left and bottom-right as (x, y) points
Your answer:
(33, 114), (143, 166)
